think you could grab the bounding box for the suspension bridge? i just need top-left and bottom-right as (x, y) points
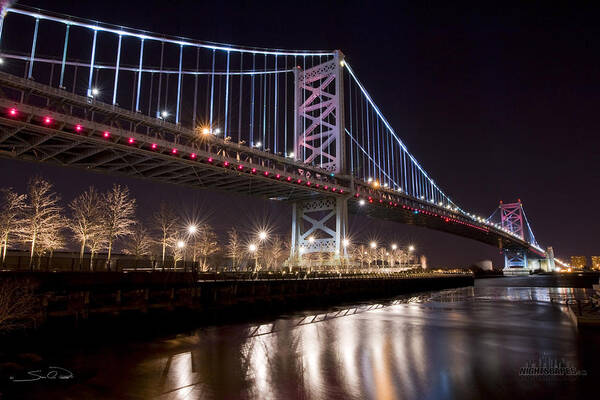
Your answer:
(0, 5), (566, 273)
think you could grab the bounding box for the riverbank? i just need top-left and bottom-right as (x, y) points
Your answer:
(1, 271), (473, 334)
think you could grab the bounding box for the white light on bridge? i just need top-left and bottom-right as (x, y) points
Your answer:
(91, 88), (99, 96)
(359, 199), (366, 206)
(214, 128), (221, 134)
(255, 141), (262, 148)
(308, 236), (315, 243)
(288, 152), (294, 158)
(161, 110), (169, 118)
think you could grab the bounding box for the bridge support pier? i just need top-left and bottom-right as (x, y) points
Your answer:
(503, 248), (530, 275)
(289, 196), (349, 268)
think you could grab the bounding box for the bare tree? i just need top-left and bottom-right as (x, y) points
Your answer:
(0, 188), (26, 268)
(37, 224), (65, 269)
(102, 184), (136, 270)
(124, 223), (152, 266)
(86, 233), (106, 271)
(226, 227), (243, 271)
(353, 245), (368, 270)
(196, 226), (219, 271)
(166, 236), (185, 269)
(269, 236), (286, 271)
(0, 279), (36, 332)
(21, 177), (63, 270)
(152, 202), (179, 269)
(68, 187), (103, 270)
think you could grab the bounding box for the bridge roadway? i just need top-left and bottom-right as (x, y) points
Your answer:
(0, 71), (545, 259)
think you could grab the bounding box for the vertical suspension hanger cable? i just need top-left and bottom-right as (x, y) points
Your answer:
(250, 52), (255, 146)
(156, 42), (164, 117)
(274, 54), (278, 154)
(209, 49), (215, 131)
(224, 50), (230, 137)
(192, 47), (199, 128)
(85, 27), (97, 96)
(135, 38), (145, 112)
(237, 52), (243, 143)
(112, 34), (121, 105)
(59, 24), (70, 88)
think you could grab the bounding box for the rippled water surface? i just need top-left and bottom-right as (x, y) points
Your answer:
(7, 280), (600, 399)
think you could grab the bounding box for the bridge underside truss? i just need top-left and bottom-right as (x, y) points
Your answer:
(0, 71), (349, 202)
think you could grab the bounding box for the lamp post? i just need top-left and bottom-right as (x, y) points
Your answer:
(249, 243), (258, 272)
(187, 224), (198, 272)
(177, 240), (185, 270)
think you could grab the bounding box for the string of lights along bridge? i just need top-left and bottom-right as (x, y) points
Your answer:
(0, 4), (569, 271)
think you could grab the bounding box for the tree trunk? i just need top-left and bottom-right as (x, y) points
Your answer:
(29, 232), (36, 271)
(79, 240), (86, 271)
(107, 238), (113, 271)
(49, 249), (54, 271)
(1, 232), (8, 268)
(89, 251), (95, 271)
(161, 237), (166, 270)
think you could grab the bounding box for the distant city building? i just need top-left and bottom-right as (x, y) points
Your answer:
(570, 256), (587, 269)
(591, 256), (600, 271)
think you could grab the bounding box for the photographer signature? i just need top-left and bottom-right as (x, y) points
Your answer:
(10, 366), (74, 383)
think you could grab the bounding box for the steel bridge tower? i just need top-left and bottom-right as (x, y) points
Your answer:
(289, 51), (349, 265)
(499, 200), (527, 269)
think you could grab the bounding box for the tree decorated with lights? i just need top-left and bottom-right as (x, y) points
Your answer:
(68, 187), (103, 270)
(102, 184), (136, 270)
(21, 177), (63, 270)
(0, 188), (26, 268)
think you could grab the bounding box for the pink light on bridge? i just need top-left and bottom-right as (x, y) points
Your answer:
(74, 124), (83, 132)
(43, 116), (52, 125)
(8, 108), (17, 116)
(103, 131), (110, 138)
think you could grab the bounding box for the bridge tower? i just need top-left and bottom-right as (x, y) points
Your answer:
(499, 200), (528, 270)
(289, 51), (349, 266)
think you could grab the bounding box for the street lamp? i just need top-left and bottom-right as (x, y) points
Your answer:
(408, 245), (415, 252)
(249, 243), (258, 271)
(188, 225), (197, 235)
(177, 240), (185, 270)
(258, 231), (268, 241)
(391, 243), (398, 250)
(308, 236), (315, 243)
(342, 238), (350, 247)
(370, 241), (377, 249)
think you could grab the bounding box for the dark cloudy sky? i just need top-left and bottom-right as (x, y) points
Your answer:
(2, 0), (599, 267)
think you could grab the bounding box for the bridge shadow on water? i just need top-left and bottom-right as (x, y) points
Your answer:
(1, 276), (599, 399)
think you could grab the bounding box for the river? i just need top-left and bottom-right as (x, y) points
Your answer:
(2, 276), (598, 399)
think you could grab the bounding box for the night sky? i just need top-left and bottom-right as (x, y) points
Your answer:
(1, 1), (599, 267)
